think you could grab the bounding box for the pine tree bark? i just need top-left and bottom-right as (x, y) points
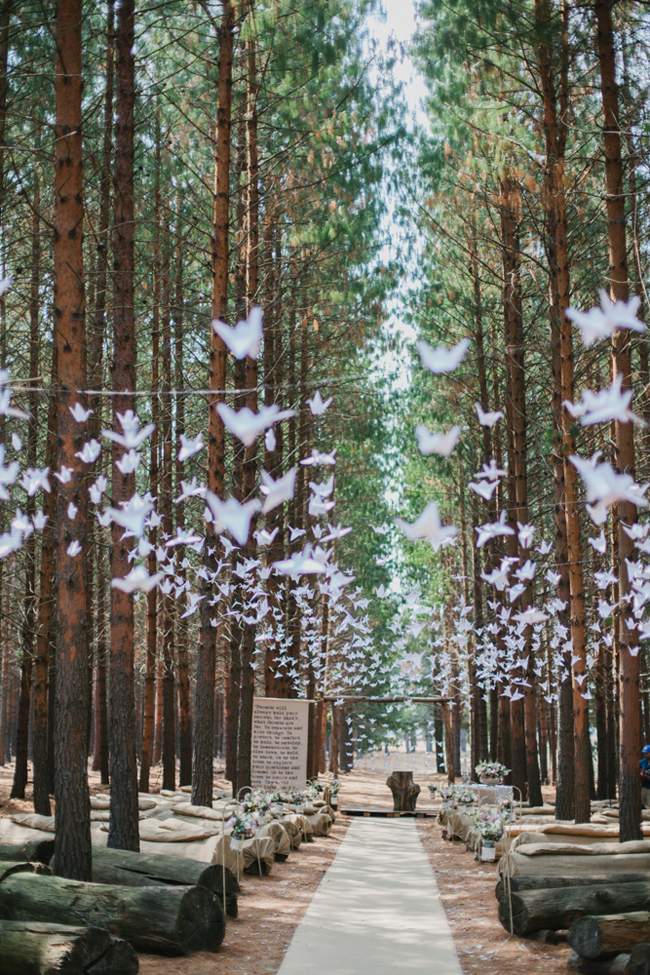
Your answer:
(107, 0), (139, 853)
(595, 0), (641, 842)
(501, 177), (541, 804)
(11, 173), (40, 801)
(33, 346), (57, 816)
(160, 224), (175, 793)
(174, 228), (192, 788)
(52, 0), (91, 881)
(193, 0), (234, 807)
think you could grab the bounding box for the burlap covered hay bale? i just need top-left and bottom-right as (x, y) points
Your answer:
(256, 822), (291, 860)
(241, 836), (275, 875)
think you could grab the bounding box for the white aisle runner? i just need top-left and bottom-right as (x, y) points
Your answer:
(277, 817), (463, 975)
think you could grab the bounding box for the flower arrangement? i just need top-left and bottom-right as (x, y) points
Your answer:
(242, 790), (272, 814)
(497, 795), (515, 817)
(271, 789), (290, 804)
(329, 779), (340, 796)
(475, 761), (509, 782)
(226, 814), (256, 841)
(474, 809), (504, 843)
(454, 785), (476, 805)
(436, 783), (456, 802)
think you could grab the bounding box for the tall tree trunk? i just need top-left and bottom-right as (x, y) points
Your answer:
(33, 345), (57, 816)
(174, 226), (192, 788)
(501, 178), (541, 803)
(236, 21), (260, 796)
(53, 0), (91, 881)
(160, 223), (175, 793)
(107, 0), (139, 853)
(595, 0), (641, 843)
(193, 0), (234, 807)
(11, 167), (40, 800)
(89, 0), (113, 789)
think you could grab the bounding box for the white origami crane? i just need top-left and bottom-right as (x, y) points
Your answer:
(300, 448), (337, 466)
(416, 337), (470, 374)
(19, 465), (47, 496)
(205, 491), (261, 545)
(415, 423), (461, 457)
(178, 433), (204, 462)
(475, 403), (504, 427)
(217, 402), (294, 447)
(475, 510), (515, 548)
(116, 449), (141, 474)
(517, 522), (535, 548)
(175, 478), (206, 504)
(67, 502), (77, 521)
(265, 428), (276, 452)
(111, 565), (163, 594)
(212, 306), (263, 359)
(11, 433), (21, 451)
(513, 607), (549, 625)
(566, 290), (645, 347)
(308, 390), (333, 415)
(273, 543), (329, 576)
(102, 411), (155, 450)
(54, 465), (73, 484)
(70, 403), (92, 423)
(254, 527), (279, 546)
(396, 501), (458, 551)
(67, 540), (82, 557)
(104, 493), (154, 538)
(570, 454), (648, 524)
(88, 475), (108, 504)
(33, 511), (48, 530)
(469, 478), (498, 501)
(259, 467), (296, 513)
(588, 530), (607, 554)
(166, 527), (203, 548)
(565, 374), (642, 426)
(76, 439), (101, 464)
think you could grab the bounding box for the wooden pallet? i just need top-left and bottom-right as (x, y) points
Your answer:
(340, 806), (439, 818)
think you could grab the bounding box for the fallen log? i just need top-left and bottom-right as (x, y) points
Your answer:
(0, 872), (225, 956)
(569, 912), (650, 960)
(0, 841), (55, 866)
(495, 874), (650, 901)
(567, 949), (630, 974)
(0, 920), (138, 974)
(88, 847), (239, 919)
(629, 943), (650, 975)
(499, 882), (650, 935)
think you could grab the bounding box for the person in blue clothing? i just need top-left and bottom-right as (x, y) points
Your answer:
(641, 744), (650, 807)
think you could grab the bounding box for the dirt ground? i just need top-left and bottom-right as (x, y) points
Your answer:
(0, 758), (570, 975)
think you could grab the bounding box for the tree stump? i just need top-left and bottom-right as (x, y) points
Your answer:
(386, 771), (420, 811)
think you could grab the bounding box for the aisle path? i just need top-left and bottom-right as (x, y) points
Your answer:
(278, 817), (463, 975)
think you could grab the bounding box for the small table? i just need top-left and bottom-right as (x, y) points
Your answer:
(468, 784), (513, 805)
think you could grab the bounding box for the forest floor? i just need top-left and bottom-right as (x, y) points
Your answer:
(0, 758), (569, 975)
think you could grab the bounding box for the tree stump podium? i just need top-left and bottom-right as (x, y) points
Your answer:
(386, 771), (420, 811)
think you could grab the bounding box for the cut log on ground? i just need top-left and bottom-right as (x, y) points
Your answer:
(0, 919), (138, 974)
(567, 948), (631, 974)
(386, 771), (420, 812)
(0, 841), (55, 866)
(87, 847), (239, 918)
(629, 943), (650, 975)
(0, 872), (225, 955)
(499, 882), (650, 935)
(569, 912), (650, 960)
(495, 874), (650, 901)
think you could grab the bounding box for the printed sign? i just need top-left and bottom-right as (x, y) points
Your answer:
(250, 698), (309, 789)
